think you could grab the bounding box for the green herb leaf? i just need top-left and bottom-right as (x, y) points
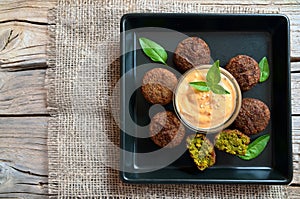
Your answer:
(239, 134), (270, 160)
(206, 60), (221, 85)
(188, 60), (230, 95)
(139, 37), (167, 65)
(259, 57), (270, 82)
(189, 81), (210, 92)
(210, 84), (230, 95)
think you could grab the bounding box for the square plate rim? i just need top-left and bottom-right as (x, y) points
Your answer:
(120, 13), (292, 184)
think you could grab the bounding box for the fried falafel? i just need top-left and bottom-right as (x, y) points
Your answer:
(173, 37), (211, 72)
(149, 111), (185, 148)
(141, 68), (178, 105)
(225, 55), (260, 91)
(234, 98), (270, 135)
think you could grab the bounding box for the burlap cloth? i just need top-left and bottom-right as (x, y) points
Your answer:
(46, 0), (289, 198)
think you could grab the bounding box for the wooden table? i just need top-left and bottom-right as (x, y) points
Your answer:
(0, 0), (299, 198)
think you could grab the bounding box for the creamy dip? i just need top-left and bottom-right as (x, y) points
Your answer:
(175, 67), (237, 130)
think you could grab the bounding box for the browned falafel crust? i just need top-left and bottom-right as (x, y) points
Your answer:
(225, 55), (260, 91)
(234, 98), (270, 135)
(149, 111), (185, 148)
(141, 68), (178, 105)
(173, 37), (211, 72)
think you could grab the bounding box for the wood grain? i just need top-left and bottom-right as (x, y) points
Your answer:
(0, 0), (55, 71)
(292, 73), (300, 115)
(273, 0), (300, 5)
(197, 0), (272, 4)
(0, 0), (55, 24)
(288, 186), (300, 199)
(0, 69), (47, 115)
(0, 117), (48, 198)
(0, 23), (48, 71)
(292, 116), (300, 184)
(291, 62), (300, 72)
(0, 0), (52, 197)
(280, 5), (300, 58)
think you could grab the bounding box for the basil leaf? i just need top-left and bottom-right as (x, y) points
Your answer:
(259, 57), (270, 82)
(189, 81), (210, 92)
(210, 84), (230, 95)
(239, 134), (270, 160)
(206, 60), (221, 85)
(188, 60), (230, 95)
(139, 37), (167, 65)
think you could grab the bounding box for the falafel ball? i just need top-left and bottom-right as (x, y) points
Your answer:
(225, 55), (260, 91)
(149, 111), (185, 148)
(186, 133), (216, 171)
(173, 37), (211, 72)
(234, 98), (270, 135)
(215, 129), (250, 156)
(141, 68), (178, 105)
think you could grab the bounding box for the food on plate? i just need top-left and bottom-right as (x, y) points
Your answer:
(174, 65), (241, 132)
(258, 56), (270, 83)
(234, 98), (270, 135)
(149, 111), (185, 148)
(141, 68), (178, 105)
(173, 37), (211, 72)
(188, 60), (230, 94)
(225, 55), (260, 91)
(239, 134), (270, 160)
(215, 129), (250, 156)
(186, 133), (216, 171)
(139, 37), (168, 65)
(137, 35), (272, 170)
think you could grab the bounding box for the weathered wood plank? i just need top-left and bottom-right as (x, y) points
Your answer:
(0, 0), (55, 24)
(0, 23), (48, 71)
(0, 163), (48, 199)
(292, 116), (300, 184)
(0, 0), (55, 71)
(0, 0), (53, 197)
(291, 62), (300, 72)
(197, 0), (272, 4)
(291, 73), (300, 115)
(0, 117), (48, 197)
(280, 5), (300, 58)
(273, 0), (300, 5)
(0, 69), (47, 115)
(287, 186), (300, 199)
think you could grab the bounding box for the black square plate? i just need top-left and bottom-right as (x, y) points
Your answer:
(120, 13), (292, 184)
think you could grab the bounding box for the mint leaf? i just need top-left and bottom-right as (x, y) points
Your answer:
(259, 57), (270, 82)
(206, 60), (221, 85)
(139, 37), (167, 65)
(210, 84), (230, 94)
(189, 81), (210, 92)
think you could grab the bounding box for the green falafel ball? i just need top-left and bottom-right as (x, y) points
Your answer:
(215, 129), (250, 156)
(186, 133), (216, 171)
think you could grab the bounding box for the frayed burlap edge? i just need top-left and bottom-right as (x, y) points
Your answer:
(46, 5), (59, 196)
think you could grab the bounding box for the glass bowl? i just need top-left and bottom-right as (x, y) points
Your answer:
(173, 65), (242, 133)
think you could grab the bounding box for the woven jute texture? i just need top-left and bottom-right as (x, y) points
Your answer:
(47, 0), (288, 198)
